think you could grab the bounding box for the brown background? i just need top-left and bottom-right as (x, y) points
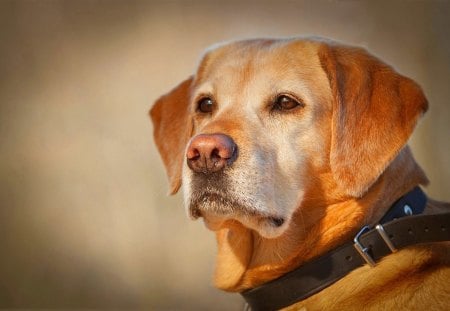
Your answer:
(1, 0), (449, 309)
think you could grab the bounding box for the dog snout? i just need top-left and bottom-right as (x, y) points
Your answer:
(186, 133), (237, 173)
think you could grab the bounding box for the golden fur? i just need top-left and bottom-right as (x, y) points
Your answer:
(150, 38), (450, 310)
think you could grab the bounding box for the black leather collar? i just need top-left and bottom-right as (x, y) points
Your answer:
(241, 187), (450, 311)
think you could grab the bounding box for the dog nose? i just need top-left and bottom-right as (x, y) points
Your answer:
(186, 133), (237, 173)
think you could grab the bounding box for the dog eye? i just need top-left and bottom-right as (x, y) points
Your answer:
(197, 97), (215, 113)
(273, 95), (302, 111)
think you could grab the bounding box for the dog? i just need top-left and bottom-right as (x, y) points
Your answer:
(150, 38), (450, 310)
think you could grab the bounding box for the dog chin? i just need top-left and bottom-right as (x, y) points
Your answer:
(187, 192), (289, 239)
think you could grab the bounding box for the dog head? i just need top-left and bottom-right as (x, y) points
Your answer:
(150, 38), (427, 239)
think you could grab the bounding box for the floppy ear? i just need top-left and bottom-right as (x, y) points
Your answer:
(150, 77), (193, 194)
(318, 43), (428, 197)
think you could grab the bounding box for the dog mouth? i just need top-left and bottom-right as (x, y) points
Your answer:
(186, 171), (286, 233)
(188, 191), (285, 228)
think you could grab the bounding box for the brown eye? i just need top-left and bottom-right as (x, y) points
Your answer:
(197, 97), (214, 113)
(273, 95), (302, 111)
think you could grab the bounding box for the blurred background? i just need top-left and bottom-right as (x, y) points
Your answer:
(0, 0), (449, 309)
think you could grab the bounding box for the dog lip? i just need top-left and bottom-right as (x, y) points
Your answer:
(190, 206), (203, 219)
(268, 216), (285, 227)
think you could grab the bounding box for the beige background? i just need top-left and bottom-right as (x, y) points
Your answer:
(0, 0), (449, 309)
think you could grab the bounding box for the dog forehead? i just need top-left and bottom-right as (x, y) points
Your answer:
(195, 39), (323, 85)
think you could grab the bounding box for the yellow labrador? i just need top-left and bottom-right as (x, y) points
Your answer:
(150, 38), (450, 310)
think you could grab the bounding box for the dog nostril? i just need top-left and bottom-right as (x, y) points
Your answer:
(187, 148), (200, 161)
(211, 148), (221, 160)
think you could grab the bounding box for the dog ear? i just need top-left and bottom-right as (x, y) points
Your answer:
(150, 77), (193, 194)
(318, 43), (428, 197)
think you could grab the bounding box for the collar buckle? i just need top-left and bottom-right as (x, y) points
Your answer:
(354, 223), (399, 267)
(353, 225), (376, 267)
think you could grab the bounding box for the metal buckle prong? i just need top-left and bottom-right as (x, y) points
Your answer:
(353, 225), (376, 267)
(375, 224), (397, 253)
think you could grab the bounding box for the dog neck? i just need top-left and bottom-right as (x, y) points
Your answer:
(213, 146), (428, 292)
